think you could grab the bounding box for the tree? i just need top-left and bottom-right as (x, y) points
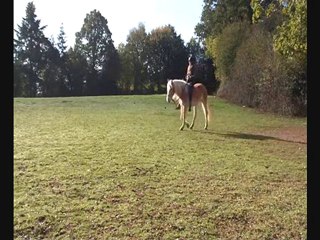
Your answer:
(273, 0), (306, 62)
(14, 56), (27, 97)
(250, 0), (285, 33)
(147, 25), (188, 93)
(99, 46), (121, 95)
(57, 24), (67, 56)
(124, 23), (149, 93)
(14, 2), (55, 96)
(273, 0), (307, 114)
(118, 43), (134, 93)
(195, 0), (253, 41)
(65, 47), (88, 96)
(74, 9), (120, 95)
(38, 44), (61, 96)
(205, 21), (250, 82)
(52, 23), (70, 96)
(195, 0), (217, 42)
(186, 37), (203, 58)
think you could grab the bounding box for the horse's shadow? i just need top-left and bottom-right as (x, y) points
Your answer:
(193, 129), (306, 145)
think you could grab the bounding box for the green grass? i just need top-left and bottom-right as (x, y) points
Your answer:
(14, 95), (307, 239)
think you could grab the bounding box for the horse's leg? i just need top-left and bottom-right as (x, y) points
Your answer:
(201, 101), (208, 130)
(189, 106), (197, 129)
(179, 103), (190, 128)
(179, 104), (189, 127)
(184, 108), (191, 128)
(179, 105), (187, 130)
(185, 120), (190, 128)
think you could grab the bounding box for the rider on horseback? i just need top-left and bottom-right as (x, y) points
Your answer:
(185, 55), (200, 112)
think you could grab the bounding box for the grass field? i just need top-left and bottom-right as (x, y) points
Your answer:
(14, 95), (307, 239)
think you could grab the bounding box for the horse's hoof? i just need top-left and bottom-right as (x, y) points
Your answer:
(190, 124), (194, 129)
(179, 127), (184, 131)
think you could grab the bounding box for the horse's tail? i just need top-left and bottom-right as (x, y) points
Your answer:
(202, 99), (212, 123)
(202, 90), (212, 123)
(207, 101), (212, 123)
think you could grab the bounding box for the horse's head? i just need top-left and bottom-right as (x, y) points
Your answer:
(166, 79), (175, 103)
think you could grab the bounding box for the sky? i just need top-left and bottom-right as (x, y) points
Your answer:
(14, 0), (204, 48)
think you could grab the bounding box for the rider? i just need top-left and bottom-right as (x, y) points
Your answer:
(185, 55), (199, 111)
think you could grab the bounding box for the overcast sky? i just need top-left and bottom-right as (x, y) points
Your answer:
(14, 0), (204, 47)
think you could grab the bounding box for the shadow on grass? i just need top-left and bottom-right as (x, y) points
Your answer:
(194, 129), (306, 145)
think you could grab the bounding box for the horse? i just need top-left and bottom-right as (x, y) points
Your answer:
(166, 79), (211, 130)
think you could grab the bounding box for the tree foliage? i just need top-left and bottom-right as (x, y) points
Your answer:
(195, 0), (253, 40)
(122, 23), (149, 93)
(55, 24), (69, 96)
(198, 0), (306, 116)
(74, 9), (120, 95)
(14, 2), (55, 96)
(147, 25), (188, 92)
(250, 0), (283, 23)
(65, 47), (88, 96)
(117, 43), (134, 93)
(273, 0), (307, 62)
(13, 2), (217, 99)
(186, 37), (203, 58)
(206, 21), (250, 81)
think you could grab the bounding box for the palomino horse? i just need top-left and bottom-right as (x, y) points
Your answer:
(166, 79), (211, 130)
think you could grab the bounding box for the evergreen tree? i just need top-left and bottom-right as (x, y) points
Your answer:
(66, 47), (88, 96)
(39, 44), (61, 96)
(55, 24), (70, 96)
(14, 2), (57, 97)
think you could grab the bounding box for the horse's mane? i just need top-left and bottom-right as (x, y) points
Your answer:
(169, 79), (186, 84)
(168, 79), (187, 90)
(167, 79), (187, 100)
(168, 79), (187, 83)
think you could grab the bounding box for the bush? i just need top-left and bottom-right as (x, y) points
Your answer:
(218, 26), (272, 107)
(206, 21), (250, 83)
(218, 25), (306, 116)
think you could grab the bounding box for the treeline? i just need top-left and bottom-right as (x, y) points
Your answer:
(14, 2), (217, 98)
(195, 0), (307, 116)
(14, 1), (306, 116)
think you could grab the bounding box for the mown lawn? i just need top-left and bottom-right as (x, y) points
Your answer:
(14, 95), (307, 239)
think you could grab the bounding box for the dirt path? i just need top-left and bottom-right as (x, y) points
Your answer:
(256, 126), (307, 144)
